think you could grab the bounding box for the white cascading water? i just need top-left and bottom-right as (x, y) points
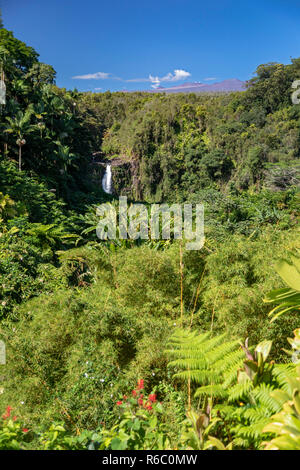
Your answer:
(102, 163), (113, 194)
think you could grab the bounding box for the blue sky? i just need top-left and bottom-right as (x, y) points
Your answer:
(1, 0), (300, 92)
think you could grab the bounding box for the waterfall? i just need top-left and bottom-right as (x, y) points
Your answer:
(102, 163), (113, 194)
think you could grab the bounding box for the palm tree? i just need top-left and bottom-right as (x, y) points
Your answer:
(26, 223), (78, 252)
(4, 105), (34, 171)
(54, 141), (77, 174)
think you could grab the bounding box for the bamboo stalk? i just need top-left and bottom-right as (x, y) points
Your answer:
(190, 266), (206, 328)
(180, 241), (184, 325)
(188, 373), (191, 411)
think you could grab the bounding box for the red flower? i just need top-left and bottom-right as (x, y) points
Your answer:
(148, 394), (157, 403)
(123, 395), (128, 400)
(2, 406), (12, 419)
(138, 398), (144, 406)
(13, 416), (17, 421)
(146, 404), (153, 411)
(22, 428), (29, 433)
(137, 379), (144, 390)
(117, 401), (123, 406)
(132, 390), (137, 397)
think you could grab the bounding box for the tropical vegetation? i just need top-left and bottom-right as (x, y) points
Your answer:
(0, 16), (299, 450)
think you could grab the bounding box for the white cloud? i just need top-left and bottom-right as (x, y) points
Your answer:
(149, 74), (160, 85)
(203, 77), (217, 81)
(72, 72), (110, 80)
(164, 69), (191, 82)
(72, 69), (191, 88)
(148, 69), (191, 87)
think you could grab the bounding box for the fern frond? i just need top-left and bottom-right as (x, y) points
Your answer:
(234, 419), (270, 441)
(205, 340), (241, 365)
(252, 384), (280, 413)
(214, 404), (236, 416)
(166, 329), (242, 393)
(222, 357), (246, 388)
(227, 380), (253, 403)
(168, 358), (208, 369)
(242, 404), (273, 423)
(232, 437), (250, 449)
(194, 384), (228, 399)
(173, 369), (221, 384)
(272, 364), (298, 392)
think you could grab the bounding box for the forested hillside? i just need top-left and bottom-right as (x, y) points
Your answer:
(0, 26), (299, 450)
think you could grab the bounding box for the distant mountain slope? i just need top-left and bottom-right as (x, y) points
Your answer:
(148, 78), (246, 94)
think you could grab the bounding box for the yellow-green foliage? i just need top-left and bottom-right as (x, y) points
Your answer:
(264, 366), (300, 450)
(166, 329), (244, 398)
(1, 226), (299, 432)
(198, 227), (300, 355)
(264, 251), (300, 321)
(0, 266), (179, 430)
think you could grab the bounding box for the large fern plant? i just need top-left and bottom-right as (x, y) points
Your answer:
(166, 329), (245, 401)
(263, 365), (300, 450)
(264, 252), (300, 322)
(166, 329), (298, 449)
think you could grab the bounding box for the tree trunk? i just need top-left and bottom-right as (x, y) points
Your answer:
(18, 145), (22, 172)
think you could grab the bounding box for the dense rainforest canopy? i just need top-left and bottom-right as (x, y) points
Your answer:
(0, 25), (299, 450)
